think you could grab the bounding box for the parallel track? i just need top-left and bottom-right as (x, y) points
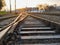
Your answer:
(0, 16), (17, 30)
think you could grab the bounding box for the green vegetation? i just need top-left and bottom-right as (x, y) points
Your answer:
(0, 11), (7, 15)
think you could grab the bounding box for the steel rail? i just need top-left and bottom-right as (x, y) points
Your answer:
(0, 15), (17, 21)
(28, 12), (60, 16)
(29, 14), (60, 25)
(0, 14), (22, 32)
(0, 13), (28, 42)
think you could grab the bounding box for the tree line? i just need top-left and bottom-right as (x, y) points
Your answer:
(0, 0), (5, 11)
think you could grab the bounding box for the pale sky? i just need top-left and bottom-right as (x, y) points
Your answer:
(5, 0), (60, 10)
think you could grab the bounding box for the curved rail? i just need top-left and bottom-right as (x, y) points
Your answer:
(0, 13), (28, 44)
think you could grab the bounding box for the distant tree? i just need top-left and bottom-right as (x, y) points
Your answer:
(0, 0), (5, 10)
(48, 6), (55, 10)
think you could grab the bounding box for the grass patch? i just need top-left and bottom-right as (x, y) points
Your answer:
(0, 11), (8, 15)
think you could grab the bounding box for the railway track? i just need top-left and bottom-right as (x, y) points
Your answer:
(0, 15), (17, 21)
(7, 14), (60, 45)
(0, 13), (60, 45)
(0, 16), (17, 30)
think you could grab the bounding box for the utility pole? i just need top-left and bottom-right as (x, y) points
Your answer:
(10, 0), (11, 13)
(15, 0), (16, 14)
